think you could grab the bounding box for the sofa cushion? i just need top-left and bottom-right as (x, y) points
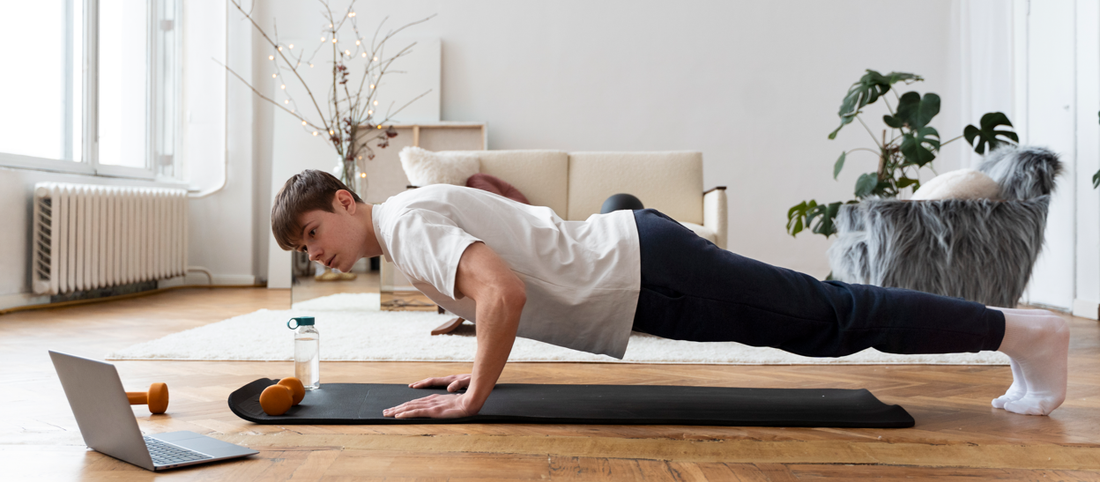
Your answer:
(399, 146), (480, 186)
(911, 168), (1002, 201)
(474, 150), (570, 216)
(566, 151), (703, 223)
(466, 173), (530, 204)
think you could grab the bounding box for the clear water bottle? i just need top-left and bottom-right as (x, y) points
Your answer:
(287, 317), (320, 390)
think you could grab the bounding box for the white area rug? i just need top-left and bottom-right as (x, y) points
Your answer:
(107, 293), (1009, 365)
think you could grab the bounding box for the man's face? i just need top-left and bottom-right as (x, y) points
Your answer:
(295, 195), (363, 273)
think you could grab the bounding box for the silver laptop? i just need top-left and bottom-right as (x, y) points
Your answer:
(49, 351), (258, 471)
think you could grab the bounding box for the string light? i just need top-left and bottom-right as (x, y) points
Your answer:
(329, 129), (335, 135)
(377, 125), (382, 129)
(277, 46), (283, 51)
(345, 50), (351, 56)
(359, 172), (366, 178)
(348, 12), (356, 17)
(289, 44), (294, 49)
(361, 52), (366, 58)
(272, 73), (277, 78)
(329, 23), (333, 28)
(268, 55), (274, 60)
(320, 36), (326, 42)
(309, 63), (314, 68)
(369, 84), (374, 89)
(312, 131), (319, 136)
(373, 56), (378, 61)
(355, 40), (360, 46)
(284, 99), (289, 104)
(302, 121), (307, 126)
(373, 100), (378, 106)
(332, 38), (337, 43)
(368, 109), (372, 115)
(281, 84), (286, 90)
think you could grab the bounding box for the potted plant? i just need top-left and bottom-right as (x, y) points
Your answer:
(223, 1), (433, 281)
(786, 70), (1019, 238)
(222, 0), (434, 195)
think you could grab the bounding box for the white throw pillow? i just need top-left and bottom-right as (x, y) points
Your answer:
(398, 146), (480, 187)
(911, 168), (1002, 201)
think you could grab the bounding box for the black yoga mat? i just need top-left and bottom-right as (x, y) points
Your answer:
(229, 379), (913, 428)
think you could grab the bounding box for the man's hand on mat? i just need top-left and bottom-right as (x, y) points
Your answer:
(383, 393), (475, 419)
(408, 374), (471, 392)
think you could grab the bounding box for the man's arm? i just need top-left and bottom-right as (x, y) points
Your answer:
(382, 241), (525, 418)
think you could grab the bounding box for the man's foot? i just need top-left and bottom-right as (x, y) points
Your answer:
(995, 309), (1069, 416)
(991, 358), (1027, 408)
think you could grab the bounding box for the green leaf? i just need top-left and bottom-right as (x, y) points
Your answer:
(833, 152), (847, 180)
(883, 114), (904, 129)
(829, 116), (855, 140)
(884, 92), (940, 130)
(896, 177), (919, 189)
(807, 202), (843, 237)
(855, 173), (878, 198)
(900, 126), (941, 167)
(788, 200), (844, 238)
(786, 201), (808, 236)
(1093, 170), (1099, 189)
(874, 179), (893, 197)
(830, 70), (922, 139)
(964, 112), (1019, 154)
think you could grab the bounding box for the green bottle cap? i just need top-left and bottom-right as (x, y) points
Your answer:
(287, 316), (315, 329)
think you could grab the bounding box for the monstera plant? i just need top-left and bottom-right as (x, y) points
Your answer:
(786, 70), (1018, 238)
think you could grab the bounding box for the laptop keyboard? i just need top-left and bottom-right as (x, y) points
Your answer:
(144, 436), (213, 466)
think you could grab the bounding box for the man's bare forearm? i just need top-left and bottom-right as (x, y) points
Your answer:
(462, 291), (524, 413)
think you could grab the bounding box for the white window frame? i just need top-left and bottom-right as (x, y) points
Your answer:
(0, 0), (182, 182)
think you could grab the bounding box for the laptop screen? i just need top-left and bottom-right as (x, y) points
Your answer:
(49, 351), (156, 470)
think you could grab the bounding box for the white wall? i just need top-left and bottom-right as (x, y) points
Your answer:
(1074, 0), (1100, 318)
(0, 0), (977, 308)
(182, 0), (260, 288)
(1012, 0), (1100, 314)
(254, 0), (966, 281)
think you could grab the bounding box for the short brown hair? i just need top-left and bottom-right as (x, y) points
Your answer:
(271, 169), (364, 251)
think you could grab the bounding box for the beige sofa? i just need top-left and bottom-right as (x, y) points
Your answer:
(467, 150), (727, 249)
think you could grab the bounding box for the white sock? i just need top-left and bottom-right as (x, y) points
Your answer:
(993, 308), (1069, 416)
(991, 358), (1026, 409)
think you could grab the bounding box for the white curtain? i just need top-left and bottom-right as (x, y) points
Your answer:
(957, 0), (1015, 169)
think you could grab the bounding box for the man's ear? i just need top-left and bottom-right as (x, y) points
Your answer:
(334, 189), (357, 214)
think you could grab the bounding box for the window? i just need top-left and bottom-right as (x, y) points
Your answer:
(0, 0), (180, 180)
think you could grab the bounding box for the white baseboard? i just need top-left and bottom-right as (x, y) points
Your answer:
(1072, 298), (1100, 320)
(2, 275), (260, 312)
(159, 274), (258, 287)
(0, 292), (50, 311)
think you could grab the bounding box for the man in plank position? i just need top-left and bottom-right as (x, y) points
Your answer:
(272, 170), (1069, 418)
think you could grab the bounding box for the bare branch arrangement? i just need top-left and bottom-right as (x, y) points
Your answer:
(224, 0), (434, 194)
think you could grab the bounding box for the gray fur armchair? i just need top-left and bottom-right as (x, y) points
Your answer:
(827, 146), (1062, 308)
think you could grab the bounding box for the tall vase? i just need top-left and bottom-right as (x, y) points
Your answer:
(332, 158), (367, 198)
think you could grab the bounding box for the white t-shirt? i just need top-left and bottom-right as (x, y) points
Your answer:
(372, 184), (641, 358)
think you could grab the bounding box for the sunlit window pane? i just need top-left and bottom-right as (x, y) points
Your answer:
(0, 0), (82, 162)
(98, 0), (149, 169)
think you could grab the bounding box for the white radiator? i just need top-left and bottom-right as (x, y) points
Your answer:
(32, 183), (189, 295)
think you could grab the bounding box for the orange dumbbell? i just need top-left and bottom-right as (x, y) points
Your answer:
(126, 383), (169, 414)
(259, 377), (305, 416)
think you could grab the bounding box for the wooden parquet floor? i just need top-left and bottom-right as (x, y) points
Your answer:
(2, 287), (1099, 481)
